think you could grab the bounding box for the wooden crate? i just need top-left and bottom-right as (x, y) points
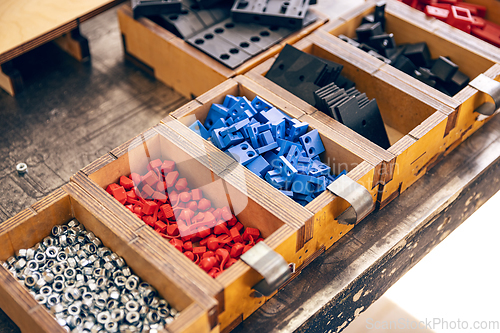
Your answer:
(117, 3), (328, 99)
(165, 75), (383, 262)
(245, 32), (458, 207)
(0, 183), (217, 333)
(70, 123), (316, 331)
(320, 0), (500, 161)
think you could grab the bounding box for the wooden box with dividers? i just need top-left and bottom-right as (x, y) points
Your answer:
(117, 3), (328, 99)
(244, 32), (458, 207)
(165, 75), (384, 269)
(0, 183), (217, 333)
(70, 123), (320, 332)
(319, 0), (500, 182)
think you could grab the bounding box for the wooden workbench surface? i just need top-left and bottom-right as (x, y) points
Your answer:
(0, 0), (122, 64)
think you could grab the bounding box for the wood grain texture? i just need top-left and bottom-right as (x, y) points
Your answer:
(0, 183), (214, 333)
(0, 0), (125, 64)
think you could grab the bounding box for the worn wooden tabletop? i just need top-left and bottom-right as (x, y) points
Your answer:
(1, 2), (499, 333)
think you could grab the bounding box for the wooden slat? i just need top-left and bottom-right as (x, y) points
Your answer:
(0, 0), (125, 64)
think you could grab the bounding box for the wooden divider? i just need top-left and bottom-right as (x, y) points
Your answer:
(0, 184), (217, 333)
(117, 3), (329, 99)
(165, 75), (381, 258)
(320, 0), (500, 167)
(71, 122), (316, 331)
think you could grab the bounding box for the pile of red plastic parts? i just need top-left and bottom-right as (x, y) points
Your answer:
(399, 0), (500, 47)
(106, 158), (263, 278)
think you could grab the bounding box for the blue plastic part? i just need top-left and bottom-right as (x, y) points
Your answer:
(255, 142), (278, 155)
(259, 130), (275, 146)
(221, 118), (250, 136)
(290, 174), (317, 195)
(265, 171), (286, 189)
(271, 119), (286, 140)
(308, 160), (331, 177)
(298, 155), (311, 164)
(276, 139), (302, 156)
(256, 123), (272, 133)
(288, 122), (309, 141)
(189, 120), (210, 140)
(299, 129), (325, 158)
(245, 124), (260, 148)
(296, 162), (310, 175)
(226, 141), (259, 165)
(285, 145), (301, 166)
(223, 95), (239, 109)
(263, 151), (280, 169)
(276, 156), (297, 182)
(251, 96), (274, 111)
(210, 118), (228, 131)
(227, 96), (256, 120)
(335, 170), (347, 180)
(205, 104), (229, 130)
(262, 107), (289, 123)
(222, 132), (244, 147)
(246, 156), (272, 178)
(211, 128), (228, 150)
(205, 94), (335, 206)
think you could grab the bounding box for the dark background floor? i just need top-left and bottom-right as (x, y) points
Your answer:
(0, 7), (187, 223)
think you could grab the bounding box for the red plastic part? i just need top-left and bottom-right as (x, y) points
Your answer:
(165, 171), (179, 188)
(147, 159), (163, 171)
(472, 21), (500, 47)
(161, 160), (176, 174)
(425, 5), (449, 21)
(446, 6), (473, 33)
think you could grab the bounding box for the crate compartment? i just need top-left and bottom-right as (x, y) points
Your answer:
(117, 3), (328, 99)
(0, 183), (217, 333)
(71, 124), (314, 331)
(245, 32), (459, 207)
(166, 75), (382, 255)
(321, 0), (500, 156)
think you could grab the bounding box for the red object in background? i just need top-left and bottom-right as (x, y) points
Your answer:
(472, 21), (500, 47)
(106, 159), (263, 278)
(425, 5), (450, 21)
(446, 6), (473, 33)
(400, 0), (498, 48)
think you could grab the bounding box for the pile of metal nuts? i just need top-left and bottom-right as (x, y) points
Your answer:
(1, 219), (179, 332)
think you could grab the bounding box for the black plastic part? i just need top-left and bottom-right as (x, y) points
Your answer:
(335, 75), (356, 90)
(441, 70), (470, 96)
(231, 0), (309, 29)
(131, 0), (182, 19)
(385, 45), (406, 63)
(430, 56), (459, 83)
(367, 50), (391, 64)
(194, 0), (226, 8)
(413, 67), (437, 87)
(339, 35), (361, 48)
(403, 42), (432, 68)
(187, 31), (253, 68)
(157, 7), (207, 39)
(368, 33), (395, 56)
(374, 1), (386, 30)
(355, 22), (383, 43)
(314, 83), (391, 149)
(265, 44), (326, 105)
(393, 56), (417, 76)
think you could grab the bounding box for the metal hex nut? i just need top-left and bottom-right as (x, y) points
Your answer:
(14, 258), (27, 271)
